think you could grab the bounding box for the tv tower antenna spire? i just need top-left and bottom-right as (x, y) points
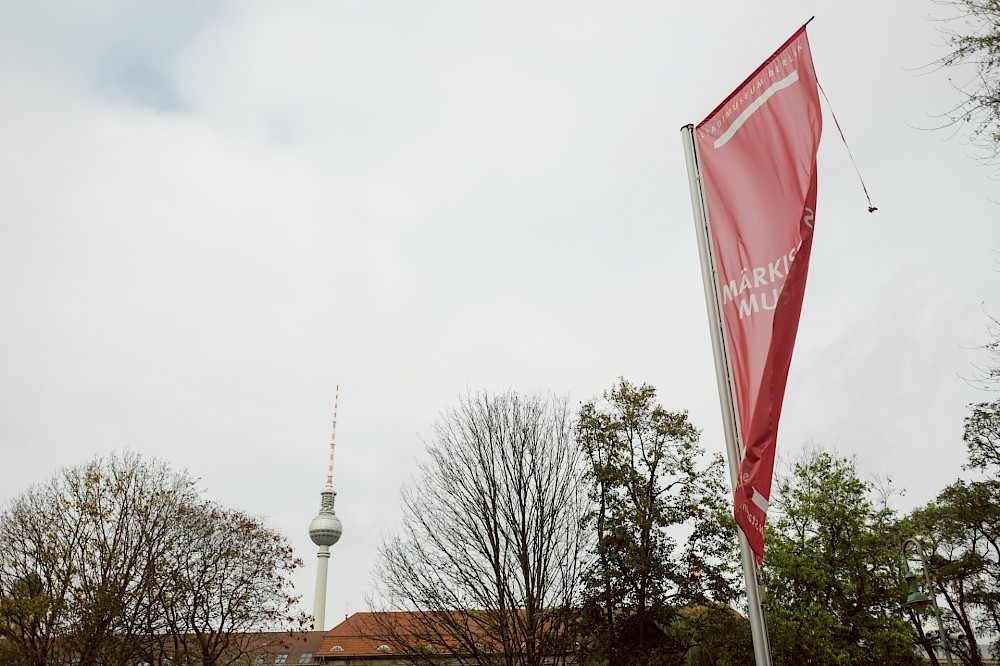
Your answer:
(309, 385), (343, 631)
(326, 385), (338, 488)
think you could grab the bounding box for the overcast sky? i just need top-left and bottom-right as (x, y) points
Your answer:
(2, 0), (997, 628)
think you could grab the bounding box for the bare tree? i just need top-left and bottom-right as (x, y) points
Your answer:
(371, 390), (589, 666)
(931, 0), (1000, 166)
(0, 453), (306, 666)
(0, 452), (196, 666)
(145, 502), (309, 666)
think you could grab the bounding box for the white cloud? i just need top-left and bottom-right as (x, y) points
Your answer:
(1, 0), (998, 622)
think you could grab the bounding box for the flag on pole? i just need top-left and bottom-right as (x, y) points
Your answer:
(696, 26), (822, 563)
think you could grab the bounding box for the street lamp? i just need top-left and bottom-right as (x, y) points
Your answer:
(904, 569), (931, 612)
(902, 537), (954, 666)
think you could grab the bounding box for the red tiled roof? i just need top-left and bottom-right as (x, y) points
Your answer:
(320, 611), (484, 659)
(320, 612), (411, 658)
(240, 631), (328, 663)
(318, 609), (575, 660)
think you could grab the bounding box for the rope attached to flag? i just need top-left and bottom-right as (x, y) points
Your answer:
(818, 81), (877, 213)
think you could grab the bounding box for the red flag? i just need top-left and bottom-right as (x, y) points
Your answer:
(696, 26), (821, 563)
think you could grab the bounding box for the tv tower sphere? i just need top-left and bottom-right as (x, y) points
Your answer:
(309, 487), (343, 547)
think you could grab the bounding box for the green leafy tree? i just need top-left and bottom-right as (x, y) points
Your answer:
(575, 379), (739, 666)
(902, 395), (1000, 666)
(662, 604), (753, 666)
(0, 574), (56, 666)
(964, 398), (1000, 470)
(905, 481), (997, 666)
(897, 319), (1000, 665)
(763, 449), (919, 666)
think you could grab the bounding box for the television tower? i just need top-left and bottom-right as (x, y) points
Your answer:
(308, 386), (343, 631)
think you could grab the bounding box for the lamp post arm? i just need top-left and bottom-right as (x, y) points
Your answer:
(904, 537), (954, 666)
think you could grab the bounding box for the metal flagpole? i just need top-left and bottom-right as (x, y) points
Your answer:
(681, 123), (773, 666)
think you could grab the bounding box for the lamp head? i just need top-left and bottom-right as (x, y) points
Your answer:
(905, 569), (932, 612)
